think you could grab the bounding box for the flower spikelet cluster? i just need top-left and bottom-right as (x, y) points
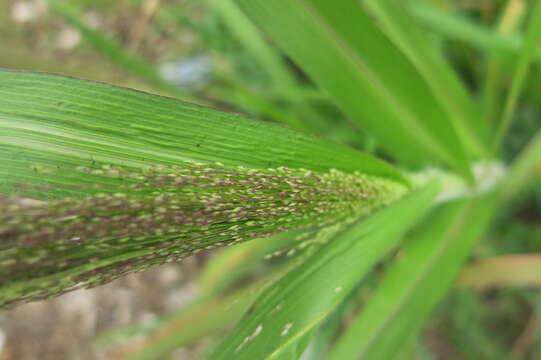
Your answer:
(0, 162), (407, 308)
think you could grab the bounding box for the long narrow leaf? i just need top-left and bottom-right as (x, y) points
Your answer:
(206, 0), (296, 92)
(409, 1), (541, 67)
(493, 1), (541, 150)
(0, 70), (407, 197)
(498, 129), (541, 202)
(327, 197), (496, 360)
(199, 229), (306, 298)
(235, 0), (473, 179)
(208, 182), (440, 360)
(409, 2), (523, 58)
(481, 0), (526, 124)
(0, 70), (409, 308)
(363, 0), (489, 159)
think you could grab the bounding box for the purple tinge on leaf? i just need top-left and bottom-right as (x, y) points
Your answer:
(0, 162), (408, 308)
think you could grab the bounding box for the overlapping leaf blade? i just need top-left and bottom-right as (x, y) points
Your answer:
(408, 1), (525, 61)
(498, 129), (541, 201)
(0, 70), (413, 309)
(235, 0), (473, 179)
(0, 70), (406, 199)
(493, 1), (541, 150)
(209, 182), (440, 360)
(362, 0), (490, 158)
(327, 197), (496, 360)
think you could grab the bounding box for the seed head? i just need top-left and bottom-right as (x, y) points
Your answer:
(0, 162), (408, 308)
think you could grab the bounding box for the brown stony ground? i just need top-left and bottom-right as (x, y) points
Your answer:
(0, 256), (205, 360)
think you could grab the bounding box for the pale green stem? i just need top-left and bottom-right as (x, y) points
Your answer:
(410, 160), (506, 203)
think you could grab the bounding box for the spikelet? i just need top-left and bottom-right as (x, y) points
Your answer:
(0, 162), (408, 308)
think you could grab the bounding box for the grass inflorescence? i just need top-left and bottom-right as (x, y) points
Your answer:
(0, 161), (408, 308)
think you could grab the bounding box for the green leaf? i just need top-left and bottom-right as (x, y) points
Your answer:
(235, 0), (473, 179)
(408, 2), (523, 59)
(271, 330), (315, 360)
(493, 1), (541, 150)
(362, 0), (490, 159)
(480, 0), (526, 125)
(0, 70), (410, 309)
(208, 182), (440, 360)
(0, 70), (407, 198)
(199, 229), (306, 298)
(206, 0), (296, 92)
(327, 197), (496, 360)
(499, 129), (541, 202)
(408, 1), (541, 69)
(205, 0), (332, 135)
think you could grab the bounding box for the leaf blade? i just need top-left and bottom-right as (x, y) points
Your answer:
(362, 0), (490, 159)
(327, 197), (496, 360)
(208, 182), (440, 360)
(0, 70), (407, 198)
(235, 0), (473, 178)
